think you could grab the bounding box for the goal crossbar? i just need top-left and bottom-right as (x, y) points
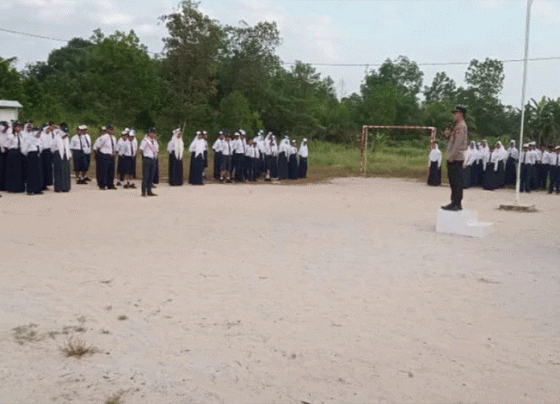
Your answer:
(359, 125), (437, 176)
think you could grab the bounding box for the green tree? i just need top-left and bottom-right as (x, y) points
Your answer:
(424, 72), (457, 103)
(0, 57), (26, 104)
(160, 0), (222, 134)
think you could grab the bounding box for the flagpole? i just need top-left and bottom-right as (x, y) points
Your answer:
(515, 0), (533, 203)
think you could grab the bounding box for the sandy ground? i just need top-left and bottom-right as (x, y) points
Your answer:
(1, 177), (560, 404)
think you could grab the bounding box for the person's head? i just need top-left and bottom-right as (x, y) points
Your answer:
(78, 125), (87, 134)
(247, 138), (253, 146)
(523, 143), (529, 151)
(555, 146), (560, 154)
(34, 127), (42, 138)
(147, 127), (157, 139)
(0, 121), (8, 133)
(451, 106), (466, 123)
(431, 141), (438, 149)
(121, 130), (128, 138)
(218, 131), (225, 139)
(12, 121), (22, 132)
(530, 141), (536, 150)
(105, 124), (114, 135)
(225, 133), (231, 142)
(60, 123), (70, 137)
(24, 122), (33, 132)
(495, 141), (502, 149)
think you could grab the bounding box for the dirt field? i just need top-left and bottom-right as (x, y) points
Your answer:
(1, 177), (560, 404)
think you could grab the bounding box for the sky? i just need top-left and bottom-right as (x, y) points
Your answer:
(1, 0), (559, 108)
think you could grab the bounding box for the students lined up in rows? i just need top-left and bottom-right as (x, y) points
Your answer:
(209, 129), (308, 183)
(427, 138), (560, 194)
(0, 120), (76, 195)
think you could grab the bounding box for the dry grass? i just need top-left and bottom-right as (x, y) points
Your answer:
(13, 324), (41, 345)
(60, 337), (99, 358)
(105, 391), (125, 404)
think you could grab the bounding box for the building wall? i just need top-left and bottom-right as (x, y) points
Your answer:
(0, 108), (19, 122)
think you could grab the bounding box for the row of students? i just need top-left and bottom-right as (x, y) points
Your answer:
(428, 138), (560, 194)
(0, 120), (74, 195)
(210, 130), (308, 183)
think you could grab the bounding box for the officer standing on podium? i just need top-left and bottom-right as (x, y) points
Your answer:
(441, 106), (468, 211)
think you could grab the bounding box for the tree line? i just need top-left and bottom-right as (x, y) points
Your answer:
(1, 0), (559, 146)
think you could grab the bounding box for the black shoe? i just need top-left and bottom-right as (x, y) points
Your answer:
(141, 193), (147, 197)
(147, 192), (157, 196)
(441, 203), (455, 210)
(116, 181), (122, 186)
(129, 183), (136, 189)
(107, 185), (117, 190)
(449, 205), (462, 211)
(123, 183), (129, 189)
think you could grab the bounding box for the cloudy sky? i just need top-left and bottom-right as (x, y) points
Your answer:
(1, 0), (559, 107)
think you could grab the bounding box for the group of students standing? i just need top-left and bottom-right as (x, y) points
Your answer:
(0, 120), (78, 196)
(0, 120), (310, 198)
(428, 138), (560, 194)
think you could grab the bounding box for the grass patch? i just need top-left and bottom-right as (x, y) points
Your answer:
(13, 324), (41, 345)
(60, 337), (99, 358)
(105, 391), (125, 404)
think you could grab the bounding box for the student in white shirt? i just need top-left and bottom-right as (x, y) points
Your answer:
(69, 124), (92, 184)
(22, 127), (44, 195)
(219, 133), (232, 183)
(140, 128), (159, 196)
(52, 123), (72, 192)
(298, 138), (309, 178)
(188, 131), (206, 185)
(93, 125), (117, 190)
(212, 131), (224, 180)
(0, 121), (11, 192)
(167, 128), (184, 186)
(5, 121), (25, 193)
(116, 129), (128, 185)
(288, 139), (299, 179)
(427, 141), (442, 186)
(549, 146), (560, 194)
(505, 140), (518, 185)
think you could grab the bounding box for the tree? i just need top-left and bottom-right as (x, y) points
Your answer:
(526, 97), (560, 145)
(465, 58), (504, 99)
(424, 72), (457, 103)
(0, 57), (26, 104)
(218, 20), (282, 114)
(160, 0), (222, 133)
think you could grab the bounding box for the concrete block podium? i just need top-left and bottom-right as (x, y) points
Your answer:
(436, 209), (494, 238)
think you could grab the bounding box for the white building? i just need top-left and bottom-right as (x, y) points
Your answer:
(0, 100), (23, 122)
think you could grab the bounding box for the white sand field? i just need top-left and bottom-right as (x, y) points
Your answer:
(1, 177), (560, 404)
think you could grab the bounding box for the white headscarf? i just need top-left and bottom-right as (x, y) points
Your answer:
(173, 128), (184, 159)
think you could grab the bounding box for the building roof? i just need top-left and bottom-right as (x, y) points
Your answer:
(0, 100), (23, 108)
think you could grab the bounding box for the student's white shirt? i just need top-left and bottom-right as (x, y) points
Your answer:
(552, 153), (560, 166)
(465, 148), (477, 166)
(130, 137), (138, 156)
(542, 151), (553, 165)
(489, 151), (499, 171)
(168, 137), (184, 159)
(298, 143), (308, 158)
(94, 133), (117, 155)
(116, 138), (127, 156)
(53, 135), (71, 160)
(507, 146), (519, 160)
(245, 145), (254, 158)
(220, 140), (232, 156)
(534, 149), (543, 162)
(0, 128), (11, 152)
(140, 136), (159, 159)
(69, 134), (92, 153)
(429, 147), (442, 168)
(5, 131), (23, 150)
(231, 138), (245, 154)
(212, 138), (223, 152)
(22, 135), (43, 156)
(520, 151), (536, 165)
(189, 137), (205, 157)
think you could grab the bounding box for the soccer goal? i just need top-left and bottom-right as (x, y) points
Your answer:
(359, 125), (437, 176)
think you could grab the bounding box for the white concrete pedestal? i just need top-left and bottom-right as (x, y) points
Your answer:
(436, 209), (494, 238)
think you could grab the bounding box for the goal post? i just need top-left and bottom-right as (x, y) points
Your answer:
(359, 125), (437, 176)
